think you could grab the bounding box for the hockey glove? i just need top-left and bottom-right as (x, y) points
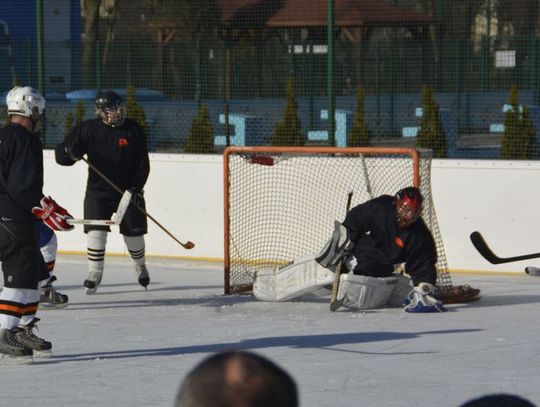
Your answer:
(54, 142), (80, 166)
(128, 188), (145, 208)
(404, 282), (446, 313)
(32, 196), (74, 231)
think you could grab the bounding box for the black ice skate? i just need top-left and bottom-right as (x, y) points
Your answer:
(84, 270), (103, 294)
(0, 328), (33, 364)
(40, 276), (69, 309)
(13, 318), (52, 357)
(136, 265), (150, 289)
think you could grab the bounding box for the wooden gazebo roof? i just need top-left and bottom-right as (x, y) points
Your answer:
(219, 0), (432, 28)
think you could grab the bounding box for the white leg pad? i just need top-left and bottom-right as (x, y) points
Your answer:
(253, 257), (335, 302)
(387, 273), (414, 307)
(337, 274), (397, 310)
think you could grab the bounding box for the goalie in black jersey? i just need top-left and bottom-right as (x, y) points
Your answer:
(55, 90), (151, 294)
(253, 187), (447, 313)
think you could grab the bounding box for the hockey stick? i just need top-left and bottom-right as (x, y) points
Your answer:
(470, 231), (540, 264)
(80, 156), (195, 250)
(330, 191), (354, 312)
(68, 190), (132, 226)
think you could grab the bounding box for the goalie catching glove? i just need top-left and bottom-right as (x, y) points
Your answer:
(404, 282), (446, 313)
(32, 196), (74, 231)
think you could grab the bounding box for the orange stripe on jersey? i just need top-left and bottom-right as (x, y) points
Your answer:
(394, 237), (404, 248)
(46, 261), (55, 271)
(118, 138), (129, 147)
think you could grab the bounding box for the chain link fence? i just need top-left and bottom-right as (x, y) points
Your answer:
(1, 1), (540, 158)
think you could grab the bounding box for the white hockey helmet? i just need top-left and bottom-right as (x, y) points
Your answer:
(6, 86), (46, 117)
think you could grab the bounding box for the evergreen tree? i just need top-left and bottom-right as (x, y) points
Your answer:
(126, 86), (148, 135)
(500, 85), (520, 159)
(271, 78), (303, 146)
(500, 85), (535, 159)
(520, 106), (536, 158)
(76, 100), (86, 126)
(184, 103), (214, 153)
(64, 101), (86, 140)
(416, 85), (446, 158)
(348, 87), (371, 146)
(64, 112), (74, 139)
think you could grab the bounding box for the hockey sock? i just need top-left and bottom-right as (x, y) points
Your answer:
(123, 235), (146, 269)
(19, 289), (40, 326)
(87, 230), (107, 275)
(0, 288), (36, 329)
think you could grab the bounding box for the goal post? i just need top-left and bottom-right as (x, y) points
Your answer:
(223, 146), (451, 295)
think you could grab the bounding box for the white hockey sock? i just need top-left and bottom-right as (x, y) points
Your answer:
(40, 232), (57, 264)
(40, 232), (58, 287)
(19, 288), (40, 326)
(0, 287), (37, 329)
(123, 235), (146, 269)
(87, 230), (108, 274)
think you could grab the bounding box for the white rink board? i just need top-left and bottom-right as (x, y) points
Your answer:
(43, 150), (540, 273)
(432, 159), (540, 273)
(43, 151), (223, 261)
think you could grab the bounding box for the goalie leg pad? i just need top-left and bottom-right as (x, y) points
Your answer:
(336, 274), (397, 310)
(253, 256), (335, 302)
(315, 221), (352, 268)
(386, 274), (413, 307)
(252, 269), (278, 302)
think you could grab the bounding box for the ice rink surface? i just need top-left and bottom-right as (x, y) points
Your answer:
(2, 254), (540, 407)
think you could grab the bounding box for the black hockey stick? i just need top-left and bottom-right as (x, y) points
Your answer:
(81, 156), (195, 250)
(470, 231), (540, 264)
(330, 191), (354, 312)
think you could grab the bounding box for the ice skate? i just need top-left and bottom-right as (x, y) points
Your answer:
(40, 276), (69, 309)
(0, 328), (33, 365)
(135, 265), (150, 289)
(84, 270), (103, 294)
(13, 318), (52, 357)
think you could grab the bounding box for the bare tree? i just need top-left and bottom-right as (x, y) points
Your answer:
(82, 0), (102, 87)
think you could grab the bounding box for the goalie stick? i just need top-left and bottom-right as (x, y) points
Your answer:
(470, 231), (540, 264)
(67, 190), (132, 226)
(330, 191), (354, 312)
(80, 156), (195, 250)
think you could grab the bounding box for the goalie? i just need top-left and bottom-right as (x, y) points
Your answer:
(253, 187), (446, 313)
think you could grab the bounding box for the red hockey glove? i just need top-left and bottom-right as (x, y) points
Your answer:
(31, 196), (74, 231)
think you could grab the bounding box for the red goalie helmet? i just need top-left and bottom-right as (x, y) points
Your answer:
(395, 187), (423, 228)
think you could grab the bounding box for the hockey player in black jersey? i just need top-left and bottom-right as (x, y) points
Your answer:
(253, 187), (446, 312)
(55, 90), (151, 294)
(0, 86), (74, 361)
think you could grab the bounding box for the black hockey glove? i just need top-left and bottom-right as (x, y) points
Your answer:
(55, 142), (80, 166)
(128, 188), (145, 208)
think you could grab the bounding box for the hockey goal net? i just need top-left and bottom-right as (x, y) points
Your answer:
(223, 146), (467, 301)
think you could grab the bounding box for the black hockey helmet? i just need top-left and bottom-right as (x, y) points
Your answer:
(95, 90), (122, 110)
(95, 90), (124, 127)
(395, 186), (423, 228)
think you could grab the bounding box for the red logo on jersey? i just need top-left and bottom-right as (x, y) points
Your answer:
(394, 237), (404, 248)
(118, 138), (129, 147)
